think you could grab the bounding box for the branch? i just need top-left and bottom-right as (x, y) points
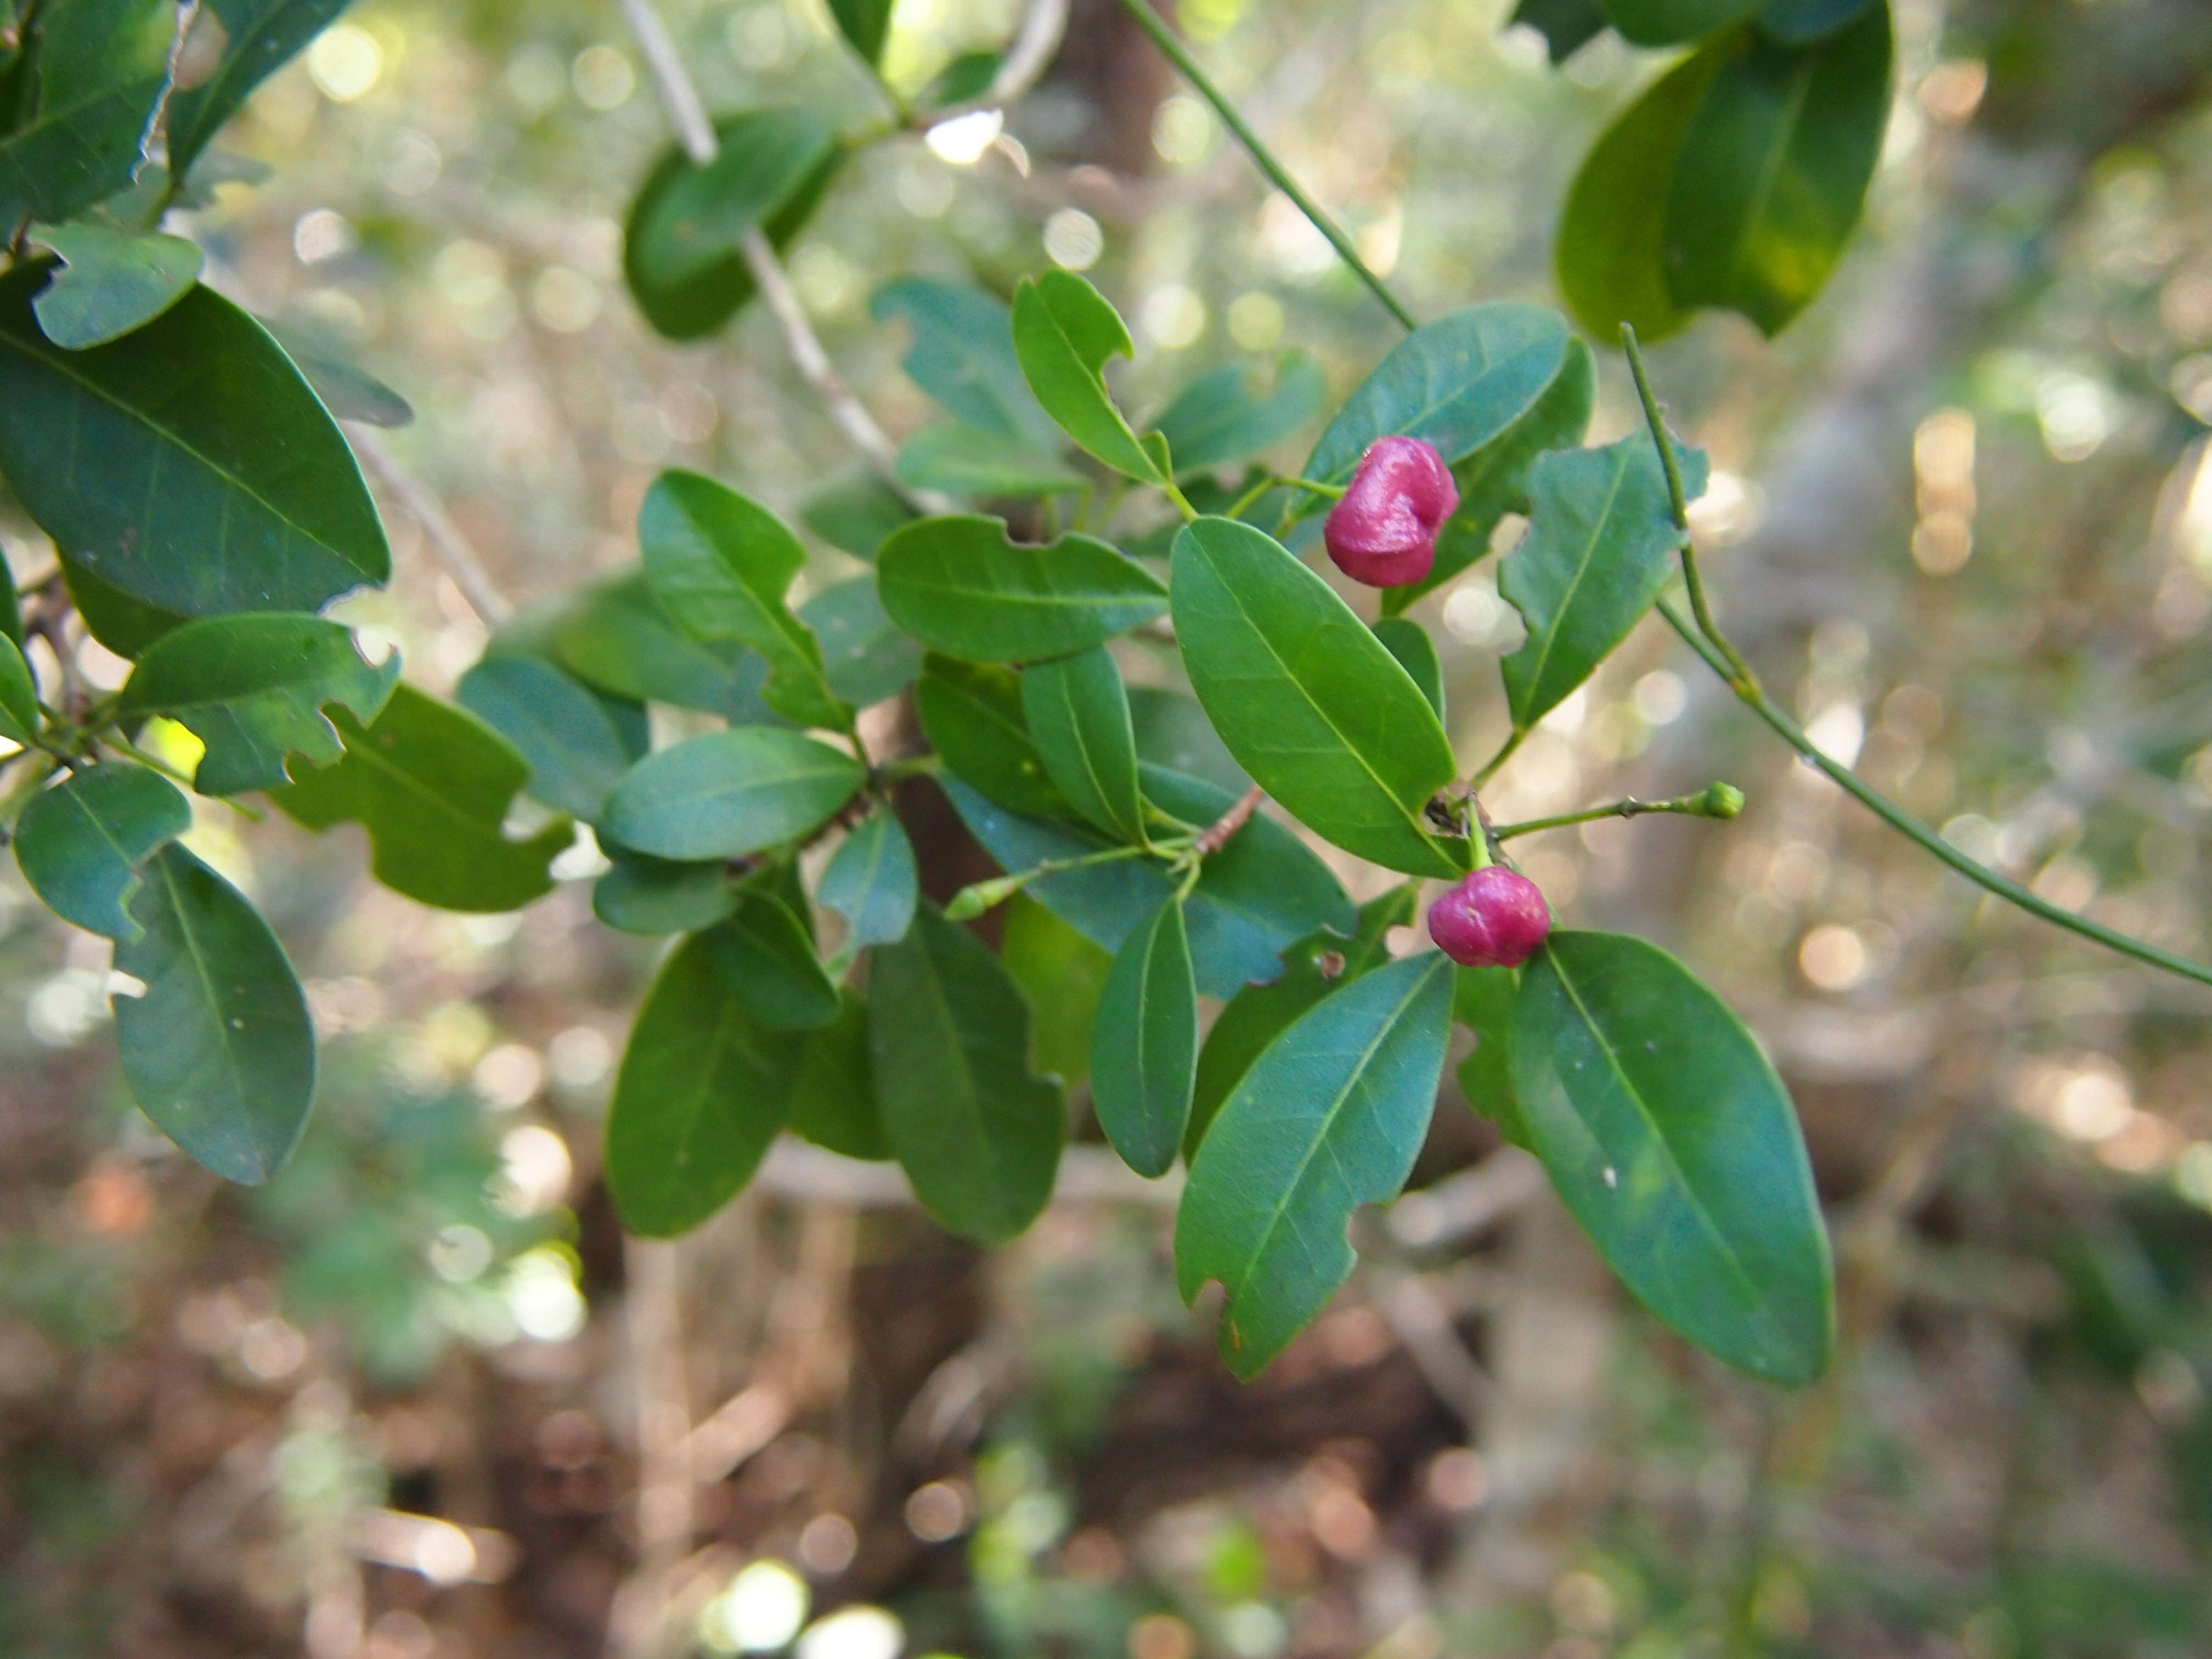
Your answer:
(614, 0), (950, 514)
(1193, 783), (1263, 855)
(346, 425), (510, 626)
(924, 0), (1072, 125)
(1111, 0), (1418, 332)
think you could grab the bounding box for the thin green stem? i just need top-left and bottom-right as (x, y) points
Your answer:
(1491, 789), (1732, 840)
(1110, 0), (1419, 334)
(1623, 323), (1758, 693)
(1472, 727), (1523, 787)
(1655, 596), (2212, 990)
(1163, 477), (1201, 523)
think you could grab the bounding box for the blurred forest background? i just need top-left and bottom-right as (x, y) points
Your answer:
(7, 0), (2212, 1654)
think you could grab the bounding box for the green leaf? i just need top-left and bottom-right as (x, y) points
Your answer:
(61, 549), (183, 658)
(1176, 952), (1455, 1377)
(456, 654), (636, 822)
(1598, 0), (1760, 44)
(0, 274), (390, 616)
(1388, 337), (1595, 611)
(1296, 305), (1572, 514)
(27, 222), (202, 348)
(1510, 0), (1610, 61)
(878, 514), (1167, 662)
(165, 0), (361, 180)
(623, 114), (842, 341)
(703, 887), (840, 1029)
(1021, 646), (1147, 844)
(798, 575), (923, 708)
(605, 934), (803, 1235)
(870, 904), (1064, 1243)
(265, 321), (415, 428)
(0, 545), (18, 650)
(113, 844), (315, 1185)
(1556, 44), (1726, 343)
(1188, 887), (1415, 1158)
(552, 570), (774, 719)
(1454, 965), (1529, 1147)
(1510, 932), (1834, 1383)
(1170, 517), (1466, 878)
(272, 685), (573, 912)
(592, 848), (737, 936)
(941, 767), (1353, 1000)
(1757, 0), (1875, 44)
(1090, 896), (1197, 1178)
(117, 614), (400, 795)
(1661, 4), (1892, 335)
(1153, 352), (1325, 475)
(1127, 686), (1247, 795)
(13, 763), (190, 940)
(917, 653), (1066, 817)
(800, 469), (915, 560)
(601, 727), (864, 861)
(640, 470), (849, 730)
(0, 0), (171, 226)
(1371, 617), (1443, 721)
(820, 809), (917, 952)
(1498, 433), (1708, 732)
(0, 630), (35, 742)
(1000, 893), (1113, 1084)
(871, 276), (1059, 448)
(787, 990), (888, 1159)
(1010, 272), (1170, 483)
(827, 0), (895, 65)
(895, 424), (1089, 499)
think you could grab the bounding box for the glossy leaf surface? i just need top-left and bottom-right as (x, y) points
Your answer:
(894, 424), (1088, 499)
(703, 888), (840, 1030)
(1598, 0), (1759, 44)
(1170, 517), (1464, 877)
(870, 905), (1064, 1243)
(28, 222), (202, 348)
(1153, 352), (1325, 473)
(552, 571), (768, 718)
(1511, 931), (1833, 1383)
(592, 850), (737, 936)
(640, 470), (847, 730)
(1510, 0), (1609, 60)
(13, 763), (191, 941)
(879, 515), (1166, 662)
(1022, 646), (1147, 844)
(1371, 617), (1443, 721)
(1090, 898), (1198, 1178)
(1758, 0), (1876, 43)
(787, 991), (888, 1160)
(1010, 272), (1169, 483)
(1498, 433), (1708, 731)
(605, 936), (802, 1235)
(1176, 952), (1455, 1377)
(797, 575), (923, 708)
(456, 654), (637, 822)
(0, 275), (390, 616)
(0, 632), (33, 742)
(917, 653), (1067, 819)
(118, 614), (400, 795)
(827, 0), (894, 63)
(114, 845), (314, 1185)
(601, 727), (864, 861)
(0, 0), (169, 225)
(871, 277), (1059, 446)
(272, 686), (572, 913)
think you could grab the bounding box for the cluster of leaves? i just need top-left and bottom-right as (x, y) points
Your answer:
(1518, 0), (1895, 339)
(0, 0), (1853, 1391)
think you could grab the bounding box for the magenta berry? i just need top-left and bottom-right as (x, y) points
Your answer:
(1323, 436), (1459, 588)
(1427, 866), (1551, 969)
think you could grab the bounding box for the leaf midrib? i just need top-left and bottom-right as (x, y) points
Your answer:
(142, 854), (259, 1167)
(1720, 49), (1819, 304)
(1505, 445), (1640, 727)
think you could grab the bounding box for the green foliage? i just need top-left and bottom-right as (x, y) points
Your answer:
(272, 685), (572, 913)
(786, 991), (887, 1160)
(165, 0), (364, 181)
(1177, 953), (1455, 1377)
(798, 574), (923, 707)
(1599, 0), (1759, 46)
(1020, 646), (1148, 844)
(117, 614), (400, 795)
(818, 809), (917, 952)
(870, 904), (1064, 1243)
(895, 423), (1088, 499)
(1089, 897), (1198, 1178)
(1453, 965), (1526, 1146)
(600, 726), (863, 861)
(1011, 272), (1173, 483)
(0, 0), (171, 225)
(826, 0), (895, 65)
(872, 277), (1061, 447)
(0, 276), (389, 616)
(1152, 352), (1325, 474)
(0, 630), (33, 741)
(702, 886), (841, 1030)
(1510, 0), (1609, 61)
(592, 849), (737, 936)
(26, 222), (201, 348)
(1170, 516), (1465, 877)
(1498, 433), (1709, 732)
(456, 655), (639, 822)
(550, 570), (771, 717)
(12, 764), (191, 941)
(1511, 932), (1833, 1383)
(1370, 616), (1443, 719)
(639, 470), (850, 730)
(112, 845), (315, 1185)
(606, 935), (803, 1235)
(878, 515), (1167, 662)
(918, 653), (1068, 817)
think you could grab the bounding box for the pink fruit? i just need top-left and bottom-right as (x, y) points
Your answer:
(1427, 866), (1551, 968)
(1323, 436), (1459, 588)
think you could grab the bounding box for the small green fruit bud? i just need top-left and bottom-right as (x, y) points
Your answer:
(1697, 782), (1745, 820)
(945, 874), (1024, 920)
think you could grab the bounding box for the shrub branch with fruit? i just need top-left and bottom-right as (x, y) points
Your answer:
(0, 0), (2197, 1390)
